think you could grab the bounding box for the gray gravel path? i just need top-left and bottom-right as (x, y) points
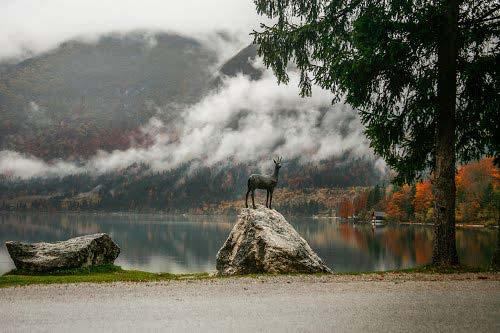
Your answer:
(1, 275), (499, 332)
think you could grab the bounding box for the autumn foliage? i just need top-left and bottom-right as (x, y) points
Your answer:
(386, 185), (414, 222)
(413, 181), (433, 222)
(456, 158), (500, 224)
(385, 158), (499, 224)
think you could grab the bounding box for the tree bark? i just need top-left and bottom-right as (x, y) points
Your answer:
(492, 215), (500, 268)
(432, 0), (459, 266)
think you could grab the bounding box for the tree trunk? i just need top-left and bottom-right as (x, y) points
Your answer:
(492, 215), (500, 268)
(432, 0), (459, 266)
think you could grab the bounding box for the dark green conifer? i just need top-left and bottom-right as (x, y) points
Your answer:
(252, 0), (499, 265)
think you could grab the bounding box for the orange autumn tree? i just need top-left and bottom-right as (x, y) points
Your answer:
(386, 158), (498, 224)
(338, 198), (354, 218)
(456, 158), (500, 224)
(413, 181), (433, 223)
(353, 190), (369, 216)
(386, 185), (414, 222)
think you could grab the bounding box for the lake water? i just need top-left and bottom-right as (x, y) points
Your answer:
(0, 212), (496, 274)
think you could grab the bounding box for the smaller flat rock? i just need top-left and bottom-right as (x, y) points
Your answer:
(216, 205), (332, 275)
(5, 233), (120, 273)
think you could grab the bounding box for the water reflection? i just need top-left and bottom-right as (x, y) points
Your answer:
(0, 213), (496, 274)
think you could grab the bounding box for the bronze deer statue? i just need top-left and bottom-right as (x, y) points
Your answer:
(245, 157), (282, 209)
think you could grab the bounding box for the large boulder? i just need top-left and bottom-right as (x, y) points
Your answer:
(5, 233), (120, 273)
(216, 206), (332, 275)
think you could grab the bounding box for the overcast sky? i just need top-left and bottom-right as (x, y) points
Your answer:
(0, 0), (262, 61)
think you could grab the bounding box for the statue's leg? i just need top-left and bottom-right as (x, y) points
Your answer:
(266, 190), (269, 208)
(251, 190), (256, 209)
(245, 189), (250, 208)
(269, 190), (273, 209)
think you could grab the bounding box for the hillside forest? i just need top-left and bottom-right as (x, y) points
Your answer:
(1, 158), (498, 226)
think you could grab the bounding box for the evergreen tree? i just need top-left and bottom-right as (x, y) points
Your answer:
(252, 0), (498, 266)
(367, 184), (383, 209)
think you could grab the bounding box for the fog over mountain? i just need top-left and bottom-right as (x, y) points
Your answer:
(0, 0), (387, 192)
(0, 33), (384, 179)
(1, 69), (380, 178)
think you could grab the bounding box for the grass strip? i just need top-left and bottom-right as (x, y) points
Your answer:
(0, 264), (211, 288)
(1, 264), (497, 288)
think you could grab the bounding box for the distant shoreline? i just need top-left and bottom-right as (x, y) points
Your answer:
(0, 210), (497, 228)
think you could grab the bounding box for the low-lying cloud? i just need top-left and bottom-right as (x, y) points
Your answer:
(0, 67), (384, 179)
(0, 151), (82, 179)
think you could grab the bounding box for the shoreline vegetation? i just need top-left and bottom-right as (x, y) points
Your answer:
(310, 216), (497, 229)
(1, 264), (498, 289)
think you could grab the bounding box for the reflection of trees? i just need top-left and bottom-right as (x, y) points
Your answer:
(290, 218), (494, 271)
(414, 232), (433, 265)
(456, 229), (496, 267)
(105, 221), (232, 269)
(290, 220), (413, 272)
(0, 213), (233, 273)
(0, 213), (102, 242)
(291, 220), (374, 271)
(0, 213), (496, 274)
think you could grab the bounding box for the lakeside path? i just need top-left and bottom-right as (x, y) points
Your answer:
(1, 273), (499, 332)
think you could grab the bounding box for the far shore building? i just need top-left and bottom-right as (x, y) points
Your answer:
(371, 211), (386, 224)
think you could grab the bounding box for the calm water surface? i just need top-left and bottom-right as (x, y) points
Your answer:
(0, 212), (496, 274)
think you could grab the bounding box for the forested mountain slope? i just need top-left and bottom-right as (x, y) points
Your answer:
(0, 32), (216, 159)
